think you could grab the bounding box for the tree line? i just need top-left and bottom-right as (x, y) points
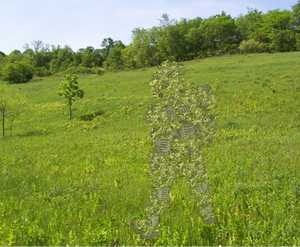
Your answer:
(0, 1), (300, 84)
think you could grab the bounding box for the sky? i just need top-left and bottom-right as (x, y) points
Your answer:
(0, 0), (297, 54)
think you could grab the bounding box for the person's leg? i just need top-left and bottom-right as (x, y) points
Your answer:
(183, 147), (217, 224)
(131, 149), (181, 239)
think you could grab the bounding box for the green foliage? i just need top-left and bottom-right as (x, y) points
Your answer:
(131, 27), (161, 67)
(121, 45), (137, 69)
(101, 37), (116, 60)
(255, 9), (296, 52)
(238, 39), (262, 53)
(292, 0), (300, 29)
(0, 85), (28, 137)
(185, 20), (205, 58)
(3, 50), (23, 64)
(50, 45), (75, 74)
(269, 29), (296, 52)
(295, 33), (300, 51)
(0, 53), (300, 245)
(161, 21), (189, 60)
(199, 12), (237, 55)
(66, 65), (95, 75)
(235, 8), (264, 41)
(0, 51), (6, 70)
(57, 74), (84, 120)
(76, 46), (104, 68)
(95, 67), (106, 75)
(158, 13), (176, 28)
(106, 41), (125, 71)
(3, 6), (300, 73)
(35, 66), (52, 77)
(2, 60), (34, 84)
(0, 85), (8, 136)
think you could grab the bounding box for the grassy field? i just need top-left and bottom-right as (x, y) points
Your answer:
(0, 52), (300, 246)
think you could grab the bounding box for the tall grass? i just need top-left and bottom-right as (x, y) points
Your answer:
(1, 52), (300, 246)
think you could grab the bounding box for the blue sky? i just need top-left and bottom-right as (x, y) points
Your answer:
(0, 0), (297, 54)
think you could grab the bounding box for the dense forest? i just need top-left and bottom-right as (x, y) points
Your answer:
(1, 1), (300, 84)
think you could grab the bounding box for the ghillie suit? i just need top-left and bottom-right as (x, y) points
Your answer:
(130, 61), (217, 239)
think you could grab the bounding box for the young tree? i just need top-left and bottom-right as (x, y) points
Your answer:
(57, 74), (84, 120)
(0, 85), (27, 137)
(0, 86), (8, 137)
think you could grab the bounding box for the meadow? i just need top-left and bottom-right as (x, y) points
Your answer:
(0, 52), (300, 246)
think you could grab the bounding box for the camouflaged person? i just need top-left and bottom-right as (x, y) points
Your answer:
(130, 60), (217, 240)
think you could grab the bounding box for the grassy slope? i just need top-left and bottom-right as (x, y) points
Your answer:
(0, 52), (300, 246)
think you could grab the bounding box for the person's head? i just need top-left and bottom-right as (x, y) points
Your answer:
(149, 60), (185, 99)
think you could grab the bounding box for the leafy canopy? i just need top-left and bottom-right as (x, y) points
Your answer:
(57, 74), (84, 103)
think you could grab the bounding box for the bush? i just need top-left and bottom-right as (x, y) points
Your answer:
(229, 44), (239, 54)
(198, 52), (207, 59)
(94, 67), (106, 75)
(66, 65), (95, 75)
(35, 67), (52, 77)
(259, 42), (272, 53)
(238, 39), (262, 54)
(2, 61), (34, 84)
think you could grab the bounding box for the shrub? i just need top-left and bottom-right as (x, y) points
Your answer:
(238, 39), (262, 54)
(94, 67), (106, 75)
(2, 61), (34, 84)
(35, 67), (52, 77)
(66, 65), (95, 75)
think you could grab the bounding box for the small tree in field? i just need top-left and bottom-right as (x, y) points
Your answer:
(0, 86), (9, 137)
(0, 85), (27, 137)
(57, 74), (84, 120)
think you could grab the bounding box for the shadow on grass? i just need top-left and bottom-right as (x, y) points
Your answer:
(79, 110), (105, 121)
(221, 120), (240, 129)
(17, 129), (48, 137)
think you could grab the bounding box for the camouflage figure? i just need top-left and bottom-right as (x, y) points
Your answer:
(130, 61), (217, 239)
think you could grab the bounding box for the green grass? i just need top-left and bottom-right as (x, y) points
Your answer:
(1, 52), (300, 246)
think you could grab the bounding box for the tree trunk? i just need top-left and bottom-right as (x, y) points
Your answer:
(2, 114), (5, 137)
(69, 100), (72, 120)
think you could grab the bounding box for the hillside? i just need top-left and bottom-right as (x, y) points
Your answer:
(0, 52), (300, 246)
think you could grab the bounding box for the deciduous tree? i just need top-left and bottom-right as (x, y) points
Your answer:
(0, 85), (27, 137)
(57, 74), (84, 120)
